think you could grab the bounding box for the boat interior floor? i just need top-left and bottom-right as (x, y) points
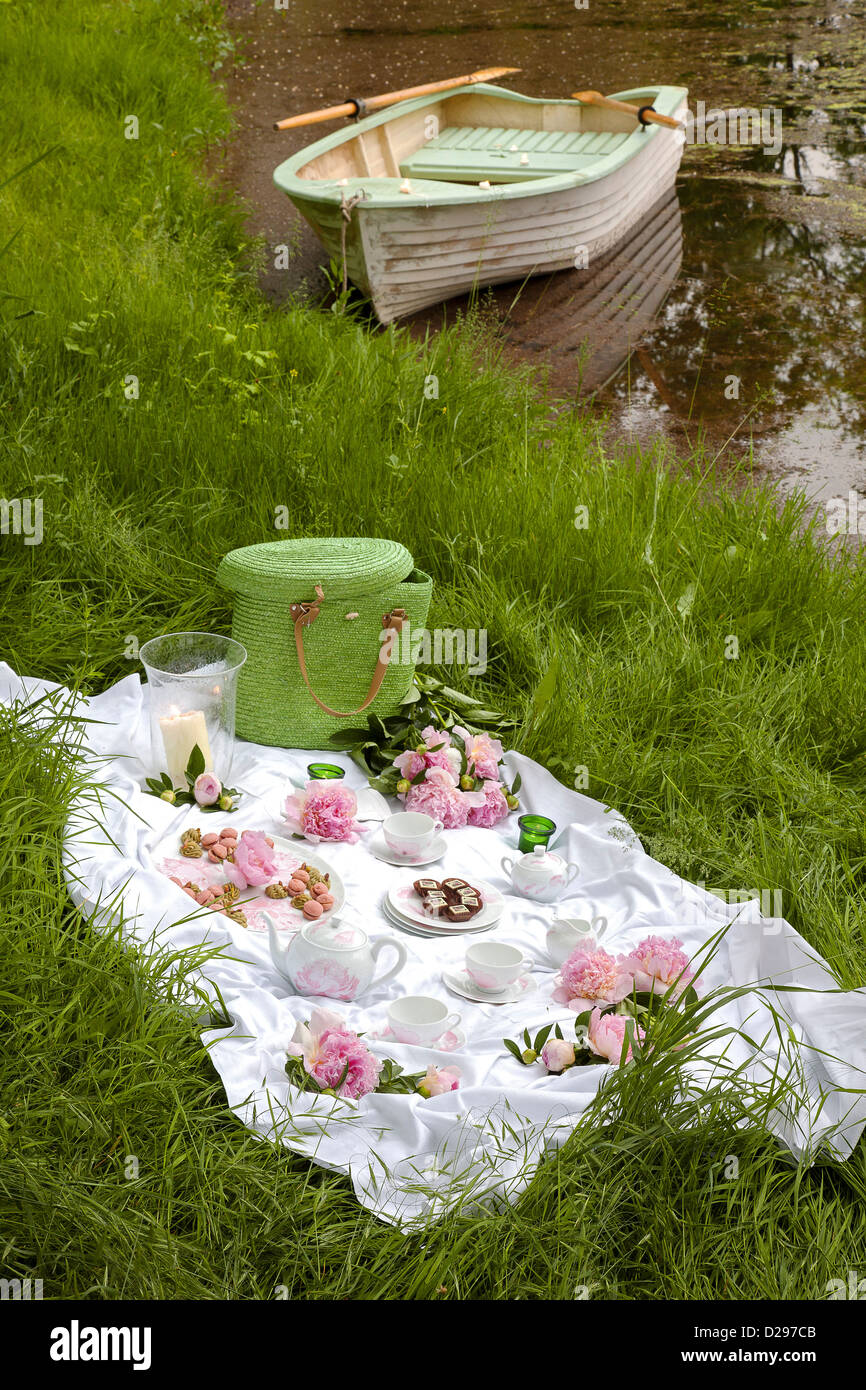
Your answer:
(400, 125), (635, 184)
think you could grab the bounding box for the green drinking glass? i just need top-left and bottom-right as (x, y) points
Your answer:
(307, 763), (345, 780)
(517, 814), (556, 853)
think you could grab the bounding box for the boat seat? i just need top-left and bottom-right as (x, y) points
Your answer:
(399, 125), (633, 183)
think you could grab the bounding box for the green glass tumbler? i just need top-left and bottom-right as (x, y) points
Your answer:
(307, 763), (345, 780)
(517, 814), (556, 853)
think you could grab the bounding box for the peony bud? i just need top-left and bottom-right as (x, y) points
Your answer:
(194, 772), (222, 807)
(521, 1048), (537, 1065)
(160, 788), (176, 804)
(396, 778), (411, 796)
(460, 774), (475, 791)
(218, 793), (234, 811)
(506, 793), (519, 809)
(540, 1038), (576, 1073)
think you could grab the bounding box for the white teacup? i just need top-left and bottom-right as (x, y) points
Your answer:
(465, 941), (524, 993)
(388, 995), (461, 1045)
(383, 811), (443, 860)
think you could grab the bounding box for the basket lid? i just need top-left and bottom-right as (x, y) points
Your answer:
(216, 537), (415, 602)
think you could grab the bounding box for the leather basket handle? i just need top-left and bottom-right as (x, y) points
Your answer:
(290, 586), (407, 718)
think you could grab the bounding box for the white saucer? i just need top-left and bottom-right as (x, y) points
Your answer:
(374, 1025), (467, 1053)
(442, 969), (536, 1006)
(369, 833), (446, 867)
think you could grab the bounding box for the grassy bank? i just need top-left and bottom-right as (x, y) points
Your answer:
(1, 0), (865, 1299)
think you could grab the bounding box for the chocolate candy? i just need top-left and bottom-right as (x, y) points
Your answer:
(445, 904), (472, 922)
(441, 877), (470, 901)
(420, 892), (449, 917)
(413, 878), (441, 895)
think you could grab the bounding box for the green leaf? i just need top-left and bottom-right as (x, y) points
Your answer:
(503, 1038), (526, 1064)
(185, 743), (206, 782)
(533, 1023), (554, 1052)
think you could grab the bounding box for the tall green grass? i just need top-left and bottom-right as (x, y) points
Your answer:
(1, 0), (865, 1298)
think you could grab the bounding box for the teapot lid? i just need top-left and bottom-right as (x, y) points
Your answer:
(520, 844), (561, 870)
(302, 917), (364, 951)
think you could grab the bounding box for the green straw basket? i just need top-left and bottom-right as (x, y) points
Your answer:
(216, 537), (432, 749)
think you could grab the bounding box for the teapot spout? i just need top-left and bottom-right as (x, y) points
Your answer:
(263, 911), (291, 979)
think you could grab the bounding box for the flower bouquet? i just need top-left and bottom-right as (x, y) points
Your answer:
(505, 934), (701, 1074)
(285, 1008), (460, 1102)
(326, 675), (520, 830)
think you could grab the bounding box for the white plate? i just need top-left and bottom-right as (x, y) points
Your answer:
(368, 832), (446, 867)
(442, 968), (536, 1006)
(161, 832), (345, 931)
(381, 900), (493, 939)
(387, 875), (503, 931)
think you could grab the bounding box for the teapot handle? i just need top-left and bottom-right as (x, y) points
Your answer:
(565, 863), (580, 887)
(500, 856), (514, 877)
(369, 936), (407, 989)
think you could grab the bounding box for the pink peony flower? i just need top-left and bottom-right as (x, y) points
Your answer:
(453, 725), (504, 782)
(224, 829), (277, 888)
(404, 765), (481, 829)
(417, 1064), (461, 1098)
(619, 935), (700, 999)
(392, 726), (454, 782)
(466, 778), (510, 829)
(587, 1008), (645, 1065)
(193, 772), (221, 806)
(540, 1038), (576, 1073)
(288, 1009), (381, 1099)
(284, 780), (364, 844)
(553, 943), (634, 1013)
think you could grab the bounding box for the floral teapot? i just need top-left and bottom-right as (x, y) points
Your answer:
(265, 911), (407, 1002)
(500, 843), (579, 903)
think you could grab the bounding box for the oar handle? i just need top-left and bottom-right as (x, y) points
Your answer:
(571, 90), (683, 131)
(275, 67), (521, 132)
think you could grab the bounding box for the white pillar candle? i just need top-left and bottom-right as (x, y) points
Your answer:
(159, 708), (213, 787)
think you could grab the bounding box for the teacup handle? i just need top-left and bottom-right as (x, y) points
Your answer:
(442, 1011), (462, 1033)
(370, 936), (407, 989)
(431, 819), (444, 835)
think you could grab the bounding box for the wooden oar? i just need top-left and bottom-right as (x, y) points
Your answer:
(274, 67), (521, 131)
(571, 90), (683, 130)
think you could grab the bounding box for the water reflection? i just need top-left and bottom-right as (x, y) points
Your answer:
(405, 191), (684, 400)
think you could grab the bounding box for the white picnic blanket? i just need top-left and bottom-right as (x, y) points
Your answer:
(4, 660), (866, 1227)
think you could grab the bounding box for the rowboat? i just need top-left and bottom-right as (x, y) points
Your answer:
(273, 82), (688, 323)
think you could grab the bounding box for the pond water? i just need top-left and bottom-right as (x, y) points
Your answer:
(221, 0), (866, 518)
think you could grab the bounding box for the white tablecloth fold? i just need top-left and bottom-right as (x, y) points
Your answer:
(4, 662), (866, 1227)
